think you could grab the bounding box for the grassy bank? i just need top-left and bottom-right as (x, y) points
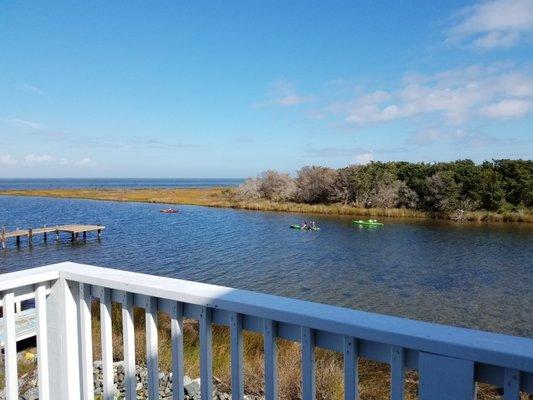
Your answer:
(1, 188), (531, 222)
(2, 301), (526, 399)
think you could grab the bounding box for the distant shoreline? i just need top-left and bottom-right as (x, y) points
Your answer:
(0, 188), (531, 223)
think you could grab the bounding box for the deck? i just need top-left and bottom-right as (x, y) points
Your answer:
(1, 224), (105, 249)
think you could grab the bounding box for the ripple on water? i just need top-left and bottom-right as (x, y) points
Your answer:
(0, 195), (532, 337)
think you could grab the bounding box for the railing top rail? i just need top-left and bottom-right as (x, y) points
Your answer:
(0, 264), (61, 292)
(2, 262), (532, 373)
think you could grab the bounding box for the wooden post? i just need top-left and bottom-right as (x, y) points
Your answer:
(71, 232), (75, 242)
(16, 236), (20, 246)
(82, 232), (86, 240)
(97, 229), (101, 239)
(1, 226), (6, 250)
(44, 232), (48, 243)
(56, 230), (60, 241)
(29, 228), (33, 246)
(47, 278), (81, 399)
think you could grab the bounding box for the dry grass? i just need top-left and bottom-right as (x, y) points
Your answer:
(0, 308), (529, 400)
(1, 188), (531, 223)
(74, 301), (529, 400)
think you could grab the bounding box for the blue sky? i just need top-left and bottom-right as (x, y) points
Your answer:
(1, 0), (532, 178)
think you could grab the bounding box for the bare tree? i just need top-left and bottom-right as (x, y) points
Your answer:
(296, 166), (339, 204)
(259, 170), (297, 201)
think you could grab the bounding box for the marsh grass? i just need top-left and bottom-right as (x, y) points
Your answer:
(0, 308), (529, 399)
(75, 301), (529, 399)
(1, 188), (531, 222)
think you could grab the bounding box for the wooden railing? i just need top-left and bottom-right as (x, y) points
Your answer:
(1, 262), (532, 399)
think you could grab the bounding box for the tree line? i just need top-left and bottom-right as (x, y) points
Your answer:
(236, 159), (532, 214)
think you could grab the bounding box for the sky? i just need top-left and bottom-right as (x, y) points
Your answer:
(1, 0), (532, 178)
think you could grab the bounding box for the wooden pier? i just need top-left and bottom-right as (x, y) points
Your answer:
(1, 224), (105, 249)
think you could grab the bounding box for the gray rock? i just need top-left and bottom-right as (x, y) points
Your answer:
(184, 378), (201, 397)
(22, 388), (40, 400)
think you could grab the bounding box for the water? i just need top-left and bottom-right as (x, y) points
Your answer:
(0, 178), (243, 190)
(1, 195), (532, 337)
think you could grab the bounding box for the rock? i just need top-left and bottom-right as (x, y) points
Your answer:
(22, 387), (40, 400)
(184, 378), (201, 398)
(11, 359), (257, 400)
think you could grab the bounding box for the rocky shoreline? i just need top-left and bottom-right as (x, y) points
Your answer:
(2, 360), (264, 400)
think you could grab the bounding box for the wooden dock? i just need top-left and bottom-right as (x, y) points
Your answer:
(1, 224), (105, 249)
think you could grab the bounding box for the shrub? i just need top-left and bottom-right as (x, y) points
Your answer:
(259, 170), (297, 201)
(235, 178), (262, 200)
(295, 166), (339, 204)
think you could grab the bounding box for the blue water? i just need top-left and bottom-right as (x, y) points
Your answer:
(0, 178), (243, 190)
(0, 195), (532, 337)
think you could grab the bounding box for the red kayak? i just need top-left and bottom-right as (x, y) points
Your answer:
(160, 208), (178, 214)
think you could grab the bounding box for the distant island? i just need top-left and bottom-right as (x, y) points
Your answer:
(1, 159), (531, 223)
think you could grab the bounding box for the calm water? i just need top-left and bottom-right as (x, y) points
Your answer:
(1, 195), (532, 337)
(0, 178), (243, 190)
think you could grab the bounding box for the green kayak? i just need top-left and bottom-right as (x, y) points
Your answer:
(352, 219), (384, 226)
(290, 224), (320, 231)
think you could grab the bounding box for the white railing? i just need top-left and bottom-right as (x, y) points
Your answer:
(1, 262), (532, 399)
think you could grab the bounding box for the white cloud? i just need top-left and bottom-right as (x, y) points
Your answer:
(326, 64), (533, 127)
(303, 147), (374, 165)
(0, 154), (93, 168)
(0, 154), (18, 165)
(447, 0), (533, 49)
(59, 157), (93, 167)
(479, 98), (531, 118)
(354, 152), (374, 165)
(261, 79), (316, 107)
(19, 84), (46, 96)
(24, 154), (53, 164)
(9, 118), (43, 129)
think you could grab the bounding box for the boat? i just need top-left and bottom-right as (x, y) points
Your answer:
(352, 219), (384, 226)
(160, 208), (178, 214)
(290, 224), (320, 231)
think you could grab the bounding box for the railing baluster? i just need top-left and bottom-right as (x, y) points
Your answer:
(263, 319), (278, 400)
(99, 287), (115, 400)
(79, 283), (94, 400)
(503, 368), (520, 400)
(2, 291), (18, 400)
(122, 292), (136, 400)
(391, 345), (405, 400)
(230, 312), (244, 400)
(170, 302), (184, 400)
(35, 284), (50, 400)
(343, 336), (358, 400)
(200, 306), (213, 400)
(146, 296), (159, 399)
(301, 327), (316, 399)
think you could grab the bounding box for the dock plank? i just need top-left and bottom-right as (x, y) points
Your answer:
(2, 225), (104, 238)
(1, 224), (105, 248)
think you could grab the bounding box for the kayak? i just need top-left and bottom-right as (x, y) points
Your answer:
(160, 208), (178, 214)
(290, 224), (320, 231)
(352, 219), (384, 226)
